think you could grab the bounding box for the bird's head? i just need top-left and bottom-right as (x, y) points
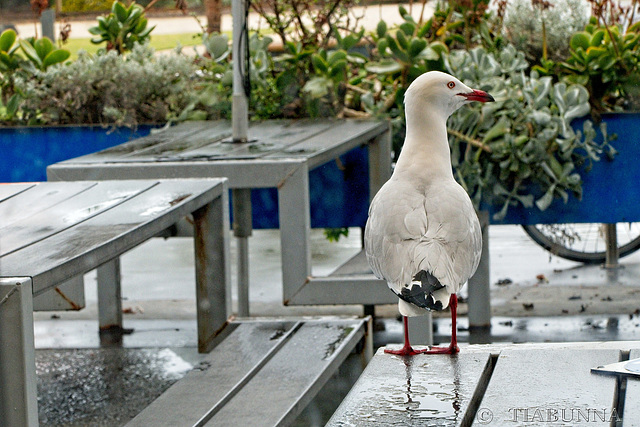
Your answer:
(404, 71), (494, 119)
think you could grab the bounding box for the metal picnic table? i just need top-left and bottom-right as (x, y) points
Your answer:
(0, 179), (230, 426)
(328, 341), (640, 426)
(46, 119), (394, 314)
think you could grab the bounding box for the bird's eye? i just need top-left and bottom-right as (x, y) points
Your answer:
(447, 81), (456, 89)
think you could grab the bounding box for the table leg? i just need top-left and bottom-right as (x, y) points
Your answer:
(368, 123), (392, 197)
(97, 259), (123, 332)
(468, 210), (491, 329)
(278, 163), (311, 303)
(193, 191), (231, 353)
(0, 278), (38, 427)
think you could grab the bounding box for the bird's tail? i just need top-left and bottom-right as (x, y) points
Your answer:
(396, 270), (451, 316)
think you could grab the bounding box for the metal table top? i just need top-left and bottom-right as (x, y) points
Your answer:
(0, 179), (227, 296)
(46, 119), (390, 187)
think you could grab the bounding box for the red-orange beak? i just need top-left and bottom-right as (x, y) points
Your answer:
(458, 89), (495, 103)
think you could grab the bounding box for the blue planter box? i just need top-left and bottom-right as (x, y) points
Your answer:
(0, 125), (154, 182)
(487, 113), (640, 225)
(0, 125), (370, 229)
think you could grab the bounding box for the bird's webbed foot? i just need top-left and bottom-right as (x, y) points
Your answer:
(384, 343), (423, 356)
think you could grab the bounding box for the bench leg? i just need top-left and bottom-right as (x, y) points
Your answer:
(278, 163), (311, 303)
(193, 193), (231, 353)
(97, 259), (123, 333)
(0, 278), (38, 427)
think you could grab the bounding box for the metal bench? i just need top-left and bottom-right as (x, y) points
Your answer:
(328, 341), (639, 426)
(127, 317), (372, 427)
(0, 179), (230, 426)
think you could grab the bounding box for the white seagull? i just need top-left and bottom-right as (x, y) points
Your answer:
(365, 71), (494, 356)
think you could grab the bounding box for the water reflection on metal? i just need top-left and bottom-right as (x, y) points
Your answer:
(327, 350), (491, 426)
(395, 356), (460, 422)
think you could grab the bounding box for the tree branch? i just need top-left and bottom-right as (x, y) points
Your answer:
(447, 128), (493, 153)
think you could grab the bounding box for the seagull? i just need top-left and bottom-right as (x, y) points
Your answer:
(364, 71), (494, 356)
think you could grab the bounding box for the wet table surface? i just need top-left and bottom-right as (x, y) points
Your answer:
(328, 341), (640, 426)
(0, 179), (227, 298)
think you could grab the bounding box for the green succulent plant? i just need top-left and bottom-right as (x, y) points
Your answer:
(19, 37), (71, 71)
(0, 29), (20, 73)
(88, 1), (155, 54)
(303, 29), (367, 116)
(561, 17), (640, 112)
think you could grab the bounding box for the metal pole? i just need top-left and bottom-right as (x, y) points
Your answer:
(231, 0), (251, 316)
(604, 223), (619, 268)
(232, 0), (248, 143)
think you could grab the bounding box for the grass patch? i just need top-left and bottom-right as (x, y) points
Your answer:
(62, 33), (203, 58)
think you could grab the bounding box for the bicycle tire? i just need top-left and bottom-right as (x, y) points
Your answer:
(522, 223), (640, 264)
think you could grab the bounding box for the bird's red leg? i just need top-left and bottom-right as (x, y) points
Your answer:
(420, 294), (460, 355)
(384, 316), (421, 356)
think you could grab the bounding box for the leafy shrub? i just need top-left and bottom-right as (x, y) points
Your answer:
(14, 43), (198, 127)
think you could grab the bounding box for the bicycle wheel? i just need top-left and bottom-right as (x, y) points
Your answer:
(522, 223), (640, 264)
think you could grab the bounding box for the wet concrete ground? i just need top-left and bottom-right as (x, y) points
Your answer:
(34, 225), (640, 426)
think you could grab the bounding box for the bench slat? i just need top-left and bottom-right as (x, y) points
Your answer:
(204, 319), (366, 427)
(0, 181), (154, 256)
(478, 348), (619, 425)
(0, 180), (224, 294)
(623, 349), (640, 424)
(264, 120), (386, 167)
(327, 348), (492, 426)
(0, 182), (94, 229)
(86, 121), (214, 159)
(128, 319), (367, 427)
(172, 120), (335, 161)
(0, 183), (34, 203)
(126, 321), (299, 426)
